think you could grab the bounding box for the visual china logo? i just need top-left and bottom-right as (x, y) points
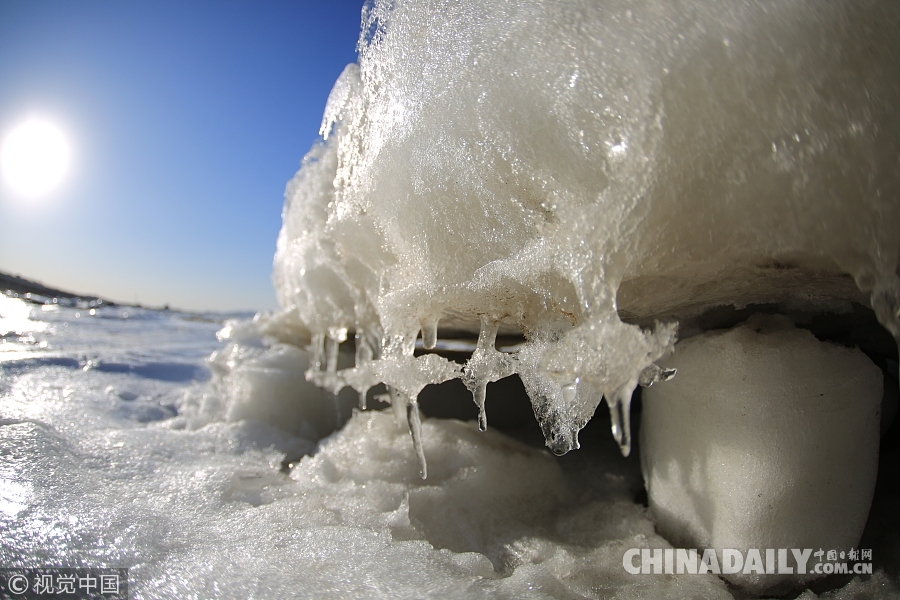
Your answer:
(0, 568), (127, 599)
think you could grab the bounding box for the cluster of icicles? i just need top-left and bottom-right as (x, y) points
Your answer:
(304, 317), (676, 478)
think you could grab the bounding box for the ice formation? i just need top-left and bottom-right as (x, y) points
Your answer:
(642, 315), (884, 594)
(3, 294), (900, 597)
(273, 0), (900, 475)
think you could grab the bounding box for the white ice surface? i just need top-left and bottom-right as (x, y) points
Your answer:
(1, 297), (897, 598)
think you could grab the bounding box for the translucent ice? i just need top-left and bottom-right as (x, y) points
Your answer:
(273, 0), (900, 462)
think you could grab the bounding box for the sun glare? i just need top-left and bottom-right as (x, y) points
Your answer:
(1, 117), (71, 198)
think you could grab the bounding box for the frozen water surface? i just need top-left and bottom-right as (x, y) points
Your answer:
(1, 297), (898, 598)
(0, 297), (713, 598)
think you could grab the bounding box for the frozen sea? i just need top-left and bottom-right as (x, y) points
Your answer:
(1, 293), (898, 599)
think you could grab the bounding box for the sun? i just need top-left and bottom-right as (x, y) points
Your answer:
(1, 117), (71, 198)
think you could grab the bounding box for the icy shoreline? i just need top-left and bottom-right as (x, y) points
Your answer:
(1, 295), (898, 598)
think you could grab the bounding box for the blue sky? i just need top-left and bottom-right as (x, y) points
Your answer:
(0, 1), (363, 311)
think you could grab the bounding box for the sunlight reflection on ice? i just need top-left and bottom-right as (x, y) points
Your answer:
(0, 295), (46, 336)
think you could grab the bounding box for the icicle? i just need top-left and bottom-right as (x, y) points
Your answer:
(325, 337), (337, 373)
(387, 384), (428, 479)
(331, 392), (342, 429)
(403, 327), (419, 355)
(358, 390), (368, 411)
(307, 334), (346, 395)
(407, 398), (427, 479)
(420, 318), (439, 350)
(325, 335), (339, 372)
(388, 386), (408, 429)
(354, 330), (375, 409)
(606, 380), (638, 457)
(311, 333), (326, 372)
(520, 370), (580, 455)
(477, 316), (501, 350)
(463, 315), (501, 431)
(474, 382), (488, 432)
(305, 333), (329, 388)
(355, 330), (374, 363)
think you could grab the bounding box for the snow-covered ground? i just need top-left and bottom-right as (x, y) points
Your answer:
(1, 293), (898, 599)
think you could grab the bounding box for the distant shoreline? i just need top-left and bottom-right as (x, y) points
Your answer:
(0, 270), (258, 319)
(0, 270), (116, 306)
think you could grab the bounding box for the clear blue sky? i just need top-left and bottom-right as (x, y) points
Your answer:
(0, 1), (363, 312)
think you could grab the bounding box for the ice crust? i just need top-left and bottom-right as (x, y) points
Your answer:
(2, 298), (744, 598)
(273, 0), (900, 465)
(641, 315), (884, 594)
(3, 297), (899, 597)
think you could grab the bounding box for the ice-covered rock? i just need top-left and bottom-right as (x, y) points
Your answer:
(641, 315), (884, 594)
